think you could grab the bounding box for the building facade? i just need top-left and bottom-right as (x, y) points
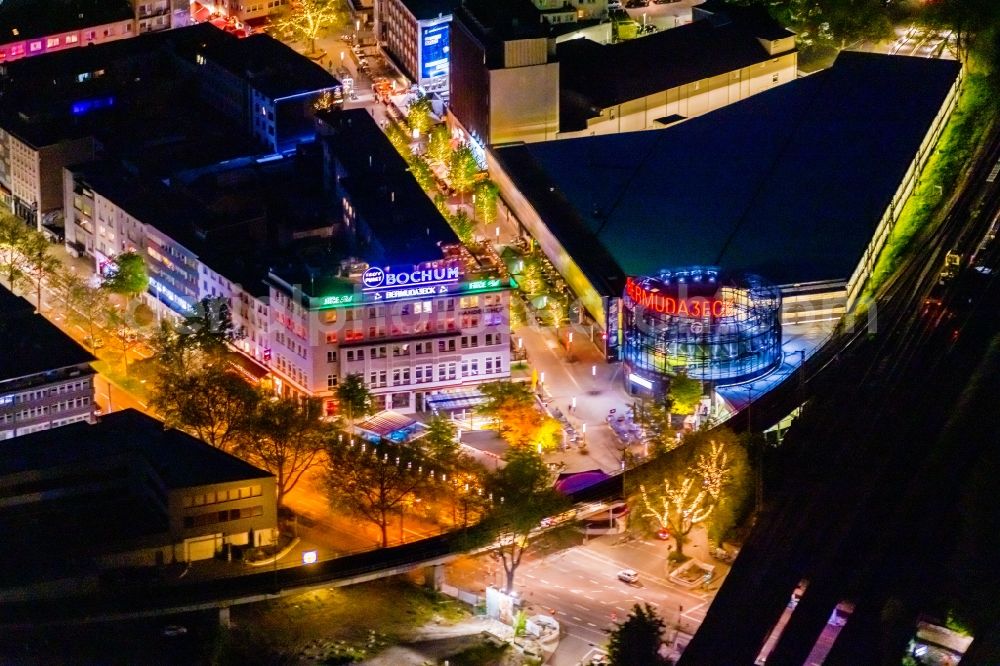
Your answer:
(0, 287), (96, 440)
(622, 268), (782, 396)
(0, 0), (137, 65)
(375, 0), (456, 96)
(268, 261), (512, 414)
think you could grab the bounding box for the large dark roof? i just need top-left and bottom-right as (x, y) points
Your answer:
(318, 109), (458, 266)
(454, 0), (553, 45)
(0, 0), (133, 45)
(173, 31), (340, 100)
(494, 52), (962, 293)
(557, 3), (795, 112)
(399, 0), (458, 21)
(0, 409), (272, 487)
(0, 286), (95, 382)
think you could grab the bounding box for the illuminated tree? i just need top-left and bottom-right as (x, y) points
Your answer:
(637, 398), (677, 457)
(474, 179), (500, 226)
(481, 449), (570, 592)
(177, 296), (239, 357)
(325, 440), (429, 547)
(448, 144), (479, 199)
(406, 94), (433, 136)
(668, 371), (702, 416)
(236, 396), (328, 507)
(270, 0), (344, 57)
(427, 124), (452, 164)
(450, 209), (476, 246)
(476, 380), (558, 450)
(639, 440), (732, 557)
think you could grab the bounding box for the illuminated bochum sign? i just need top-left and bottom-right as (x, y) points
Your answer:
(625, 277), (736, 318)
(362, 264), (461, 291)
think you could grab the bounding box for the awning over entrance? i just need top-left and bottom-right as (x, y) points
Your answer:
(425, 389), (486, 412)
(354, 410), (424, 442)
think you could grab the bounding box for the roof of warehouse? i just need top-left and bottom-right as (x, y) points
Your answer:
(493, 52), (962, 295)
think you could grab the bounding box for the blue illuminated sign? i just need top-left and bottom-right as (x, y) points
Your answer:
(421, 23), (450, 80)
(71, 96), (115, 116)
(362, 263), (461, 291)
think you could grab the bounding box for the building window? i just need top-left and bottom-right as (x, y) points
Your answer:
(327, 350), (337, 362)
(438, 339), (456, 353)
(391, 392), (410, 409)
(323, 310), (338, 323)
(459, 295), (479, 309)
(327, 374), (338, 389)
(772, 73), (780, 83)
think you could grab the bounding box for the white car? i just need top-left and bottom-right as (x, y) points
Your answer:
(617, 569), (639, 584)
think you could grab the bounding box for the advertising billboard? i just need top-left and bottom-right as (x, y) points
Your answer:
(421, 23), (449, 80)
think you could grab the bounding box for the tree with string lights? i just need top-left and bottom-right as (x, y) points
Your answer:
(639, 440), (732, 558)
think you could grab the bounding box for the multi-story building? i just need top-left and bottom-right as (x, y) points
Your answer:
(268, 109), (513, 414)
(133, 0), (191, 34)
(0, 408), (277, 596)
(0, 0), (136, 65)
(449, 0), (561, 146)
(375, 0), (458, 97)
(449, 0), (797, 147)
(556, 1), (797, 138)
(191, 0), (289, 26)
(0, 123), (96, 228)
(0, 286), (96, 440)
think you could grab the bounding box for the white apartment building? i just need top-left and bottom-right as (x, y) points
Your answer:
(268, 259), (512, 415)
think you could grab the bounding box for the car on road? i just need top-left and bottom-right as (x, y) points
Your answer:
(617, 568), (639, 584)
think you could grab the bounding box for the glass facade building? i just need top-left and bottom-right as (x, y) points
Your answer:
(622, 267), (781, 395)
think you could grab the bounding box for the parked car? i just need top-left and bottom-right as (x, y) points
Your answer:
(617, 569), (639, 584)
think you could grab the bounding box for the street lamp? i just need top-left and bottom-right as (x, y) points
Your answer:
(591, 364), (597, 377)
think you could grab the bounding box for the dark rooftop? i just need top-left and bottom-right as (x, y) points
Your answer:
(0, 0), (133, 45)
(0, 286), (95, 382)
(319, 109), (458, 265)
(398, 0), (459, 21)
(0, 409), (272, 488)
(455, 0), (553, 44)
(557, 2), (795, 116)
(174, 31), (340, 100)
(494, 52), (962, 294)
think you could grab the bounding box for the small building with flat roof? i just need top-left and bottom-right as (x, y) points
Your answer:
(0, 408), (277, 595)
(488, 52), (962, 359)
(0, 286), (96, 440)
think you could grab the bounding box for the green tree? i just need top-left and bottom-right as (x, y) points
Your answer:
(52, 269), (109, 349)
(104, 304), (147, 375)
(270, 0), (343, 56)
(473, 179), (500, 226)
(607, 603), (671, 666)
(150, 363), (262, 452)
(921, 0), (1000, 65)
(481, 449), (569, 592)
(422, 414), (459, 464)
(448, 144), (479, 199)
(101, 251), (149, 304)
(178, 296), (239, 357)
(236, 396), (328, 508)
(406, 94), (434, 136)
(427, 124), (452, 164)
(450, 209), (476, 246)
(637, 398), (677, 457)
(0, 212), (31, 290)
(476, 380), (559, 450)
(18, 228), (58, 312)
(668, 372), (702, 416)
(336, 372), (373, 423)
(325, 439), (429, 547)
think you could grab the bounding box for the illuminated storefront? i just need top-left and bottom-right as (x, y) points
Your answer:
(622, 267), (781, 395)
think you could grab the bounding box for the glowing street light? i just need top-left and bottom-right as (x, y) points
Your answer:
(591, 364), (597, 376)
(302, 550), (318, 565)
(540, 372), (545, 384)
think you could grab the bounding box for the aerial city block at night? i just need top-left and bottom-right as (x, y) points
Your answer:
(1, 0), (999, 663)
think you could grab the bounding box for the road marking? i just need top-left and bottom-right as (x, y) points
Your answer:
(616, 607), (628, 612)
(587, 622), (597, 627)
(573, 603), (590, 611)
(526, 574), (537, 579)
(988, 159), (1000, 183)
(540, 579), (551, 585)
(573, 616), (583, 621)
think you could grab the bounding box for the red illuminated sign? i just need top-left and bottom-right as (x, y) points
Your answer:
(625, 278), (735, 318)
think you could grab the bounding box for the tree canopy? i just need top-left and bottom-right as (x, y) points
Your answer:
(236, 396), (328, 507)
(476, 381), (561, 451)
(269, 0), (343, 56)
(480, 449), (570, 592)
(668, 372), (702, 416)
(607, 603), (671, 666)
(101, 251), (149, 301)
(336, 372), (373, 422)
(448, 144), (479, 196)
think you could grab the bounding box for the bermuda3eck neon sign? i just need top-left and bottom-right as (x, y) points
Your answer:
(362, 263), (461, 290)
(625, 277), (736, 318)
